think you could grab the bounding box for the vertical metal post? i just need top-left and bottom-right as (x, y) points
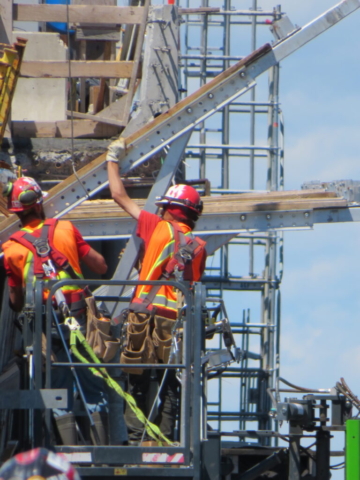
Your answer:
(289, 425), (302, 480)
(249, 0), (257, 191)
(44, 289), (53, 447)
(249, 0), (257, 276)
(192, 282), (204, 480)
(33, 280), (44, 447)
(180, 282), (192, 453)
(221, 0), (230, 190)
(267, 64), (280, 191)
(199, 0), (208, 180)
(316, 429), (331, 480)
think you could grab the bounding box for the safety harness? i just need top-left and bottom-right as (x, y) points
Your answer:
(10, 219), (84, 310)
(129, 221), (206, 314)
(10, 219), (79, 280)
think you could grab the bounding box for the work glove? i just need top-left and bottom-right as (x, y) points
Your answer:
(106, 137), (126, 164)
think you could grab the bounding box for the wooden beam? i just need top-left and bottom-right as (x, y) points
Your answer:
(20, 60), (140, 78)
(13, 4), (145, 25)
(61, 193), (348, 221)
(12, 120), (121, 138)
(67, 110), (126, 127)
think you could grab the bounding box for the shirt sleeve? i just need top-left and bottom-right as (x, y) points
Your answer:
(72, 224), (91, 259)
(136, 210), (161, 248)
(3, 248), (23, 287)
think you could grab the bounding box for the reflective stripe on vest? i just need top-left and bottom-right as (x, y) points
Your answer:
(133, 222), (194, 314)
(24, 251), (83, 296)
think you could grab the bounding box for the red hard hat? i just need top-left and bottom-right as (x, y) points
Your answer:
(0, 448), (80, 480)
(3, 176), (43, 213)
(155, 184), (203, 215)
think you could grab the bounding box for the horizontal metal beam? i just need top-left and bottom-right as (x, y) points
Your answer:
(55, 445), (189, 468)
(0, 389), (67, 409)
(203, 277), (272, 291)
(72, 206), (360, 252)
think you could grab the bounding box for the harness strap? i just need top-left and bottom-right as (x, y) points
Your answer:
(10, 219), (79, 280)
(25, 255), (36, 309)
(129, 222), (202, 314)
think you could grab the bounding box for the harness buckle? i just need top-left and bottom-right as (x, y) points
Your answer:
(179, 247), (192, 262)
(173, 265), (183, 282)
(33, 238), (51, 256)
(43, 259), (57, 277)
(64, 316), (81, 331)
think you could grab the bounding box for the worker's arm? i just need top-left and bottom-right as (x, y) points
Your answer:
(9, 285), (24, 312)
(82, 247), (108, 275)
(107, 160), (141, 220)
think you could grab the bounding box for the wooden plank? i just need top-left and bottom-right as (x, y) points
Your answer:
(75, 26), (119, 41)
(203, 190), (339, 202)
(12, 120), (121, 138)
(20, 60), (138, 78)
(66, 111), (126, 127)
(204, 198), (348, 213)
(0, 199), (10, 217)
(0, 192), (349, 227)
(61, 194), (347, 220)
(13, 5), (145, 25)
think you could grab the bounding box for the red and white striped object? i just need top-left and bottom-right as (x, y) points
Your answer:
(142, 453), (185, 464)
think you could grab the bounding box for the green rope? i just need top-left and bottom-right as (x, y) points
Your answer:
(69, 326), (173, 446)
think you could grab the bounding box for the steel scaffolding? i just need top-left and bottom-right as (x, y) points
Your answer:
(181, 1), (284, 445)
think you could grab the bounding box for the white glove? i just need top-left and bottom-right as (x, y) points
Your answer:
(106, 137), (126, 164)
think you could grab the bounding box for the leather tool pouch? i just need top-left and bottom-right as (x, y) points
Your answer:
(152, 315), (176, 364)
(120, 312), (157, 375)
(85, 296), (120, 362)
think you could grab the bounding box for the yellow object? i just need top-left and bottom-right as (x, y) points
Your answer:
(0, 38), (27, 143)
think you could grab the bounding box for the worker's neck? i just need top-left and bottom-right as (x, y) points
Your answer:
(18, 206), (45, 227)
(162, 209), (194, 230)
(162, 210), (176, 221)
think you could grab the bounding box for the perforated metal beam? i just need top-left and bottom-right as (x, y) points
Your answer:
(71, 205), (360, 253)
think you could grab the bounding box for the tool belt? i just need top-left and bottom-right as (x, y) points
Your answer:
(85, 296), (120, 362)
(120, 311), (181, 375)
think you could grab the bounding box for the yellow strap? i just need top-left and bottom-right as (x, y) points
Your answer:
(69, 326), (173, 446)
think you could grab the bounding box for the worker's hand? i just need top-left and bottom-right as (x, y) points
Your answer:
(106, 137), (126, 165)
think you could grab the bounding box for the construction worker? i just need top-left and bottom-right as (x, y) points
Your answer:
(107, 151), (206, 444)
(0, 447), (80, 480)
(1, 176), (109, 445)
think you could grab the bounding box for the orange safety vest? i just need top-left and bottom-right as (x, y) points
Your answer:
(130, 221), (206, 317)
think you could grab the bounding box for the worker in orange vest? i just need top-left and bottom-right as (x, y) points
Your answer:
(107, 151), (207, 444)
(2, 176), (108, 445)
